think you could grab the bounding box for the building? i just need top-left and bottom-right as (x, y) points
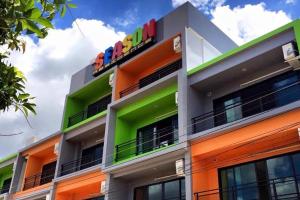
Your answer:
(10, 133), (61, 200)
(189, 19), (300, 200)
(0, 154), (16, 200)
(0, 2), (300, 200)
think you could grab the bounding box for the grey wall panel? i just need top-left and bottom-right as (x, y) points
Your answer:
(189, 29), (295, 85)
(187, 3), (237, 53)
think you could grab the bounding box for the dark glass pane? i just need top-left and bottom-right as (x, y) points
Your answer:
(234, 163), (259, 200)
(164, 180), (180, 200)
(148, 184), (162, 200)
(292, 153), (300, 175)
(137, 115), (178, 154)
(40, 161), (56, 185)
(1, 178), (11, 194)
(135, 187), (147, 200)
(81, 143), (103, 170)
(267, 155), (297, 199)
(181, 179), (186, 200)
(87, 94), (111, 118)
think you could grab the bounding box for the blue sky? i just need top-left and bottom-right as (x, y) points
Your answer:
(54, 0), (299, 35)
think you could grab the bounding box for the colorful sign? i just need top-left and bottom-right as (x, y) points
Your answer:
(93, 19), (157, 76)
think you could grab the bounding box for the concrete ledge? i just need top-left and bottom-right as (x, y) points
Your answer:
(54, 164), (102, 183)
(189, 100), (300, 142)
(103, 142), (187, 177)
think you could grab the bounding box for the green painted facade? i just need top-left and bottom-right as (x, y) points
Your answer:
(62, 72), (112, 131)
(188, 19), (300, 76)
(0, 165), (13, 190)
(114, 84), (178, 162)
(0, 154), (16, 191)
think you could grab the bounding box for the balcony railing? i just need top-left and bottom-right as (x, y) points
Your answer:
(119, 59), (182, 98)
(192, 80), (300, 134)
(23, 168), (55, 190)
(60, 153), (102, 176)
(194, 175), (300, 200)
(115, 125), (178, 162)
(68, 95), (111, 127)
(0, 184), (10, 194)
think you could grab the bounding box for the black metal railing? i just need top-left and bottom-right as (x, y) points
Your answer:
(68, 95), (111, 127)
(194, 175), (300, 200)
(0, 184), (10, 194)
(60, 153), (102, 176)
(23, 168), (55, 190)
(119, 59), (182, 98)
(115, 126), (178, 162)
(192, 81), (300, 134)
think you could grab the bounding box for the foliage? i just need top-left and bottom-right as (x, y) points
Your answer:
(0, 0), (76, 117)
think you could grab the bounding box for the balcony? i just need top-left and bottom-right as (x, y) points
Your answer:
(115, 124), (178, 162)
(67, 94), (111, 127)
(194, 175), (300, 200)
(0, 183), (10, 194)
(60, 143), (103, 176)
(191, 71), (300, 134)
(23, 166), (56, 190)
(119, 59), (182, 98)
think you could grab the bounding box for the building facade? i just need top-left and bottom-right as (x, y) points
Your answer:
(1, 2), (300, 200)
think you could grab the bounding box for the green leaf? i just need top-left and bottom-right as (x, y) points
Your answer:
(60, 5), (66, 17)
(20, 0), (35, 11)
(19, 93), (30, 100)
(67, 3), (77, 8)
(24, 0), (35, 11)
(26, 8), (41, 19)
(24, 20), (43, 37)
(32, 17), (53, 28)
(54, 0), (66, 4)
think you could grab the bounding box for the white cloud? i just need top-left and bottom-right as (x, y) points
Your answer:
(114, 8), (138, 27)
(211, 3), (292, 45)
(285, 0), (296, 5)
(171, 0), (225, 13)
(0, 19), (125, 157)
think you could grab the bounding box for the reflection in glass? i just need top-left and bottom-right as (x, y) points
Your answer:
(148, 184), (162, 200)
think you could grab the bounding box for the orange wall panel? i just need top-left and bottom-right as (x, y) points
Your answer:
(191, 109), (300, 197)
(55, 171), (106, 200)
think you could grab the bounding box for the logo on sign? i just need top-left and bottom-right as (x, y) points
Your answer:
(93, 19), (157, 76)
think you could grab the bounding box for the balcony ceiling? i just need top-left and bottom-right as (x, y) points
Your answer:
(119, 35), (181, 75)
(192, 46), (289, 92)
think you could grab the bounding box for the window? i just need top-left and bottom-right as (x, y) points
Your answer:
(87, 94), (111, 118)
(86, 196), (105, 200)
(219, 152), (300, 200)
(40, 161), (56, 185)
(214, 71), (300, 127)
(137, 115), (178, 154)
(80, 143), (103, 170)
(1, 178), (12, 194)
(134, 178), (185, 200)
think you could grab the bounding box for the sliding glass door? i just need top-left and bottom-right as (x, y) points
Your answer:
(219, 152), (300, 200)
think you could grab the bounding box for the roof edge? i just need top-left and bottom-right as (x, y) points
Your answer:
(188, 19), (300, 76)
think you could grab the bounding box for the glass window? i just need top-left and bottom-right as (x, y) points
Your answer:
(164, 180), (180, 200)
(224, 97), (242, 123)
(181, 179), (186, 199)
(234, 164), (259, 200)
(219, 152), (300, 200)
(267, 155), (297, 199)
(148, 184), (162, 200)
(292, 153), (300, 175)
(134, 179), (185, 200)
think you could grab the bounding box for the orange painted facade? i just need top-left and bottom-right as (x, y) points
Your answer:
(191, 108), (300, 199)
(55, 171), (106, 200)
(13, 135), (60, 199)
(114, 35), (182, 100)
